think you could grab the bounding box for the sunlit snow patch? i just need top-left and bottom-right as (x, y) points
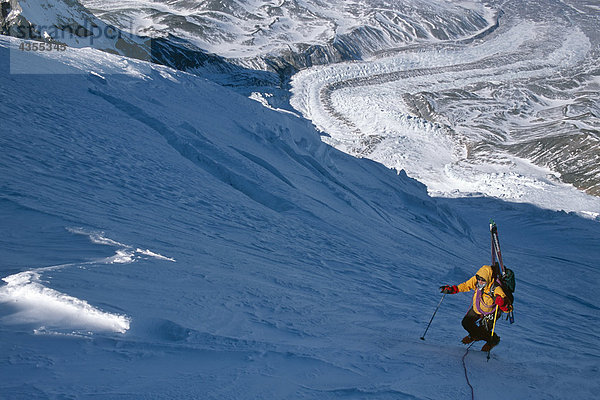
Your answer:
(0, 270), (130, 334)
(69, 227), (177, 264)
(135, 248), (176, 262)
(0, 229), (175, 334)
(105, 248), (176, 264)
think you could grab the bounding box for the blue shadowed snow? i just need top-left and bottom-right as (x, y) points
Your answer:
(0, 36), (599, 399)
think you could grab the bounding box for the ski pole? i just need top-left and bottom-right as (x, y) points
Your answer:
(487, 305), (499, 361)
(490, 305), (499, 337)
(420, 294), (446, 340)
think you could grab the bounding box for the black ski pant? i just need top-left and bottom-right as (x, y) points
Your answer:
(462, 307), (498, 342)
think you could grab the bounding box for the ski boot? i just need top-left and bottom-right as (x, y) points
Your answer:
(481, 334), (500, 352)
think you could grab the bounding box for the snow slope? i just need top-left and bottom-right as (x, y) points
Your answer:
(1, 35), (599, 399)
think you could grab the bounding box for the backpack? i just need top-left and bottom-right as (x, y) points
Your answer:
(500, 267), (515, 306)
(492, 263), (515, 308)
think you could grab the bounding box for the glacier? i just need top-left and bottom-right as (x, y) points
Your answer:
(290, 4), (600, 215)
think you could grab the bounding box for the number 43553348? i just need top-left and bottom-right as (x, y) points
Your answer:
(19, 42), (67, 52)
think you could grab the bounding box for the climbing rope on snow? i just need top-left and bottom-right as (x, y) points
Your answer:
(462, 342), (475, 400)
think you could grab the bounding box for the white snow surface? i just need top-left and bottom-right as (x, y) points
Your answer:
(0, 35), (599, 399)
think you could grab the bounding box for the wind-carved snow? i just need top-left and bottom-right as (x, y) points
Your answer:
(70, 227), (177, 263)
(291, 19), (600, 218)
(0, 229), (174, 334)
(0, 269), (130, 334)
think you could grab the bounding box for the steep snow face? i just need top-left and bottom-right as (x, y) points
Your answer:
(0, 33), (459, 338)
(1, 34), (600, 400)
(291, 1), (600, 217)
(79, 0), (495, 59)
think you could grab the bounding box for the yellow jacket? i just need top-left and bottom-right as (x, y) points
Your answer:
(457, 265), (506, 316)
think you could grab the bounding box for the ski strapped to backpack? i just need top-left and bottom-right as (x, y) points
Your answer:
(490, 219), (515, 324)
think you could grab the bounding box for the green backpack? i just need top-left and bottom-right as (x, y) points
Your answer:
(502, 268), (516, 293)
(499, 267), (515, 309)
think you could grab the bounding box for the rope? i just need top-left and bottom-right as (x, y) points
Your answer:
(462, 342), (475, 400)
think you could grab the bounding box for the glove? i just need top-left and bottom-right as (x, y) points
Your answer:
(439, 285), (458, 294)
(495, 295), (510, 312)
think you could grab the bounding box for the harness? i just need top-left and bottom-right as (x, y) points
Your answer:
(474, 285), (496, 316)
